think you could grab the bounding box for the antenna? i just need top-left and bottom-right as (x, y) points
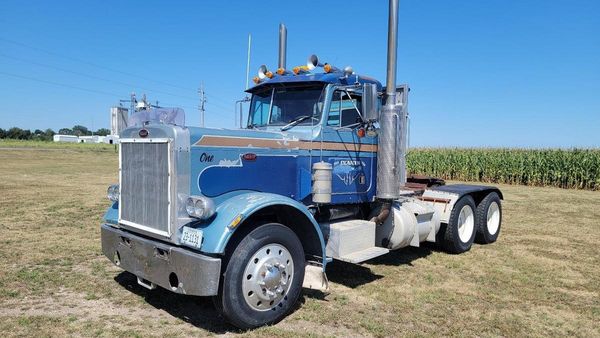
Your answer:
(245, 33), (252, 90)
(235, 33), (252, 128)
(198, 82), (206, 127)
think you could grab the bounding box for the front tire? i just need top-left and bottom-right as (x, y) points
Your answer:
(439, 195), (477, 254)
(216, 223), (305, 329)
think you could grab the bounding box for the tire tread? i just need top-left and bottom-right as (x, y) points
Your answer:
(439, 195), (476, 254)
(475, 192), (502, 244)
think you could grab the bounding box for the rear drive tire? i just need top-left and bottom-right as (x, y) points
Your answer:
(439, 195), (477, 254)
(215, 223), (305, 329)
(475, 192), (502, 244)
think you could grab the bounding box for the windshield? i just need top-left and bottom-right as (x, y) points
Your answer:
(248, 85), (325, 127)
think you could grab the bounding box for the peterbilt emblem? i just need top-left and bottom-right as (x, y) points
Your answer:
(139, 129), (149, 138)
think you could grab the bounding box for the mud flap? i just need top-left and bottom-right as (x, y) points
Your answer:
(302, 264), (329, 292)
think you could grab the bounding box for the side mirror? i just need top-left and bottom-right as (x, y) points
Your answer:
(362, 83), (379, 122)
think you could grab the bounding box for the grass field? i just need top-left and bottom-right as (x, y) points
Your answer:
(0, 143), (598, 337)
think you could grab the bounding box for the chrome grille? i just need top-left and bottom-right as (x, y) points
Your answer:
(119, 141), (171, 235)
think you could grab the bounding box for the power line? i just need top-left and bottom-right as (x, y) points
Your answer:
(0, 71), (230, 119)
(205, 92), (236, 107)
(0, 71), (240, 135)
(0, 71), (124, 98)
(0, 36), (235, 107)
(0, 36), (193, 92)
(0, 52), (200, 102)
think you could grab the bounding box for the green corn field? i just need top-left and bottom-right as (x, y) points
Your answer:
(406, 148), (600, 190)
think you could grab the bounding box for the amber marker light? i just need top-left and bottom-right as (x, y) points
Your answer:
(324, 64), (332, 73)
(293, 65), (309, 75)
(277, 68), (286, 75)
(253, 76), (260, 84)
(229, 214), (243, 229)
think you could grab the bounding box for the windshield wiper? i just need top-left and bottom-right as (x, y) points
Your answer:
(281, 115), (317, 131)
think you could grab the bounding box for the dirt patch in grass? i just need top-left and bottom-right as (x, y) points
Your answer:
(0, 147), (599, 337)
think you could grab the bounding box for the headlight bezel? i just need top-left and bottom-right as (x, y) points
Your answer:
(185, 196), (215, 220)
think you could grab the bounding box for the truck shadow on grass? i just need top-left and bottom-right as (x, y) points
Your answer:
(113, 244), (436, 333)
(114, 272), (236, 333)
(323, 244), (435, 289)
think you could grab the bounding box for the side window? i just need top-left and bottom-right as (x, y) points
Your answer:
(327, 91), (342, 126)
(251, 100), (270, 126)
(327, 90), (362, 127)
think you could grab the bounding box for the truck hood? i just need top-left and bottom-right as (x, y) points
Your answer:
(188, 126), (312, 149)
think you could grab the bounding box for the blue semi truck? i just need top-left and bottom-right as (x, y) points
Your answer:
(101, 0), (503, 329)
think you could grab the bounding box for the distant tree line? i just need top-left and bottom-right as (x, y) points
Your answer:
(0, 126), (111, 141)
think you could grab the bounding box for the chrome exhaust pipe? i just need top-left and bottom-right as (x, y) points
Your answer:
(278, 23), (287, 70)
(385, 0), (399, 102)
(376, 0), (404, 200)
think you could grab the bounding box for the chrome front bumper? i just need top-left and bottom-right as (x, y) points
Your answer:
(101, 224), (221, 296)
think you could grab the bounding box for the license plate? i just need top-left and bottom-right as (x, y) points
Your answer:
(181, 227), (203, 249)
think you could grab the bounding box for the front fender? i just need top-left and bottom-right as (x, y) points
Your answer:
(103, 201), (118, 225)
(198, 192), (326, 258)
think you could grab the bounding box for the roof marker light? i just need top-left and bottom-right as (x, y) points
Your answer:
(324, 63), (339, 73)
(293, 65), (309, 75)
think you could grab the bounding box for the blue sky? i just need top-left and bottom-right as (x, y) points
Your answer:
(0, 0), (598, 147)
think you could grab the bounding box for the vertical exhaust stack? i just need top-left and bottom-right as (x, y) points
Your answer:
(278, 23), (287, 70)
(376, 0), (405, 200)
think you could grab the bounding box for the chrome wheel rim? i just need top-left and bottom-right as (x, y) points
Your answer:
(457, 205), (475, 243)
(242, 243), (294, 312)
(487, 202), (500, 235)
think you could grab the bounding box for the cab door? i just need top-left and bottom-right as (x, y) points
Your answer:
(321, 89), (376, 203)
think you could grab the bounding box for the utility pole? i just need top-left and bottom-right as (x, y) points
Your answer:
(198, 82), (206, 127)
(130, 92), (136, 115)
(119, 92), (137, 118)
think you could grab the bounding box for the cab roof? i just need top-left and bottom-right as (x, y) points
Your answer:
(246, 71), (383, 94)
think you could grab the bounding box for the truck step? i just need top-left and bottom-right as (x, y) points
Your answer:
(337, 247), (390, 264)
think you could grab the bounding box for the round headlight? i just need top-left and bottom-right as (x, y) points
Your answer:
(107, 184), (119, 202)
(185, 196), (215, 219)
(194, 199), (206, 218)
(185, 197), (196, 216)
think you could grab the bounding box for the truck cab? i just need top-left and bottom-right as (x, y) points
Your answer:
(100, 2), (503, 329)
